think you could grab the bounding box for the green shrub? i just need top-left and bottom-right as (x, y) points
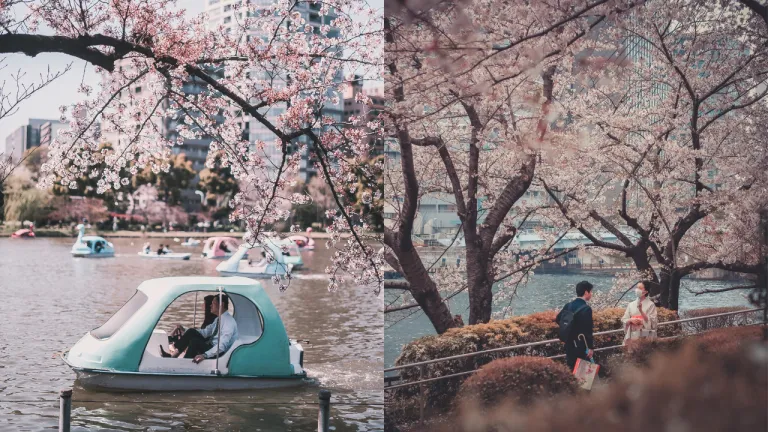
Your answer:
(456, 357), (578, 410)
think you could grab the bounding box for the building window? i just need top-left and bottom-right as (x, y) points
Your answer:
(224, 16), (232, 23)
(135, 86), (142, 93)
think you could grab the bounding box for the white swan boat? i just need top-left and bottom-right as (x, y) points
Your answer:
(217, 242), (293, 278)
(71, 223), (115, 258)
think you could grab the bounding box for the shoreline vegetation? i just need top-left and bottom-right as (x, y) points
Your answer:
(0, 228), (344, 239)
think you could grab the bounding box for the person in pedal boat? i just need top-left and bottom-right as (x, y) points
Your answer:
(248, 251), (268, 267)
(160, 294), (239, 363)
(168, 295), (216, 345)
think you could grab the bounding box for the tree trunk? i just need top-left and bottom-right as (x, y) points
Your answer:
(466, 248), (493, 324)
(659, 271), (681, 310)
(397, 245), (458, 334)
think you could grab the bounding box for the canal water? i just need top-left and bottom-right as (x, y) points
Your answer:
(385, 272), (754, 368)
(0, 237), (383, 431)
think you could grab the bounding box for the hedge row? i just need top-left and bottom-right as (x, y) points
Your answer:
(391, 307), (679, 412)
(424, 327), (767, 432)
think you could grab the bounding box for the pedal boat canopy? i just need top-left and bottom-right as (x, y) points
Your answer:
(63, 277), (305, 389)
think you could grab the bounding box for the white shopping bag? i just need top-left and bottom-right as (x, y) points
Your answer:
(573, 358), (600, 390)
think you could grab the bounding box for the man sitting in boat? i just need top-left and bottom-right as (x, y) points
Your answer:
(248, 251), (268, 267)
(168, 295), (215, 345)
(157, 244), (166, 255)
(219, 241), (230, 253)
(143, 242), (152, 254)
(160, 294), (239, 364)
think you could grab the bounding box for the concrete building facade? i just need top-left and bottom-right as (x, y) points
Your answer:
(4, 118), (67, 162)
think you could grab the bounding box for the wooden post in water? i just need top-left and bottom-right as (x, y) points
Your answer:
(318, 389), (331, 432)
(59, 388), (72, 432)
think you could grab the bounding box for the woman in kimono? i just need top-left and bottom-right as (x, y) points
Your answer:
(622, 282), (658, 344)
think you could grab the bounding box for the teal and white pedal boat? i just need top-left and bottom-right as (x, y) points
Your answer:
(216, 242), (293, 278)
(61, 277), (306, 391)
(71, 235), (115, 258)
(70, 222), (114, 258)
(276, 239), (304, 270)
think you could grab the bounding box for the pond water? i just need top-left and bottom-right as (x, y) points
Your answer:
(384, 272), (754, 368)
(0, 237), (383, 431)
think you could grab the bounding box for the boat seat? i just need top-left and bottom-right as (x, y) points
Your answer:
(139, 333), (259, 375)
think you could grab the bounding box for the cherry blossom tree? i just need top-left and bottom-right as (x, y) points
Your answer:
(48, 196), (109, 223)
(384, 0), (643, 332)
(0, 0), (384, 292)
(0, 57), (68, 212)
(127, 183), (187, 227)
(541, 0), (768, 310)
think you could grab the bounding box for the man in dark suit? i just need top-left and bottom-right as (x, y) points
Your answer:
(556, 281), (595, 370)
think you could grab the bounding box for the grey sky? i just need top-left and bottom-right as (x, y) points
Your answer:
(0, 0), (382, 140)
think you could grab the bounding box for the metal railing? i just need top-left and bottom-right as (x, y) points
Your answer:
(384, 307), (764, 390)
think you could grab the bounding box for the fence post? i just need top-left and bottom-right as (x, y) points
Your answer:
(59, 388), (72, 432)
(419, 364), (426, 425)
(318, 389), (331, 432)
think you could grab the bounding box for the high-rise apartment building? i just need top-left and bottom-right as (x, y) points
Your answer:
(102, 62), (218, 211)
(204, 0), (345, 183)
(4, 118), (67, 162)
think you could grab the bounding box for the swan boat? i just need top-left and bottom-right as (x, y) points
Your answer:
(216, 241), (293, 278)
(70, 223), (114, 258)
(275, 239), (304, 269)
(71, 236), (115, 257)
(11, 228), (35, 238)
(180, 238), (202, 247)
(242, 239), (303, 270)
(61, 277), (306, 391)
(138, 251), (192, 260)
(202, 237), (240, 259)
(286, 228), (316, 251)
